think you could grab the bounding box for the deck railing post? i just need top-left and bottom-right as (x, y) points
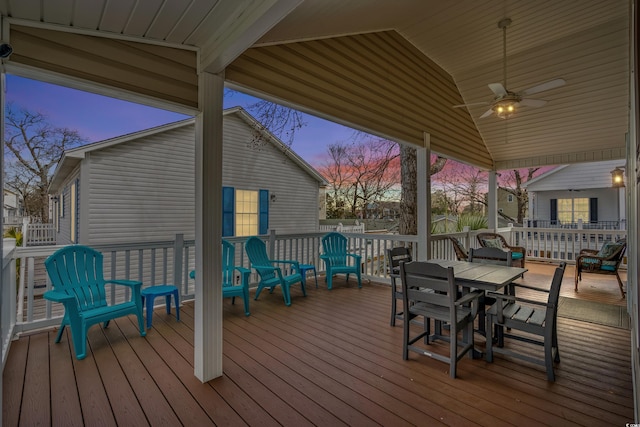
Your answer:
(268, 229), (276, 258)
(174, 233), (184, 290)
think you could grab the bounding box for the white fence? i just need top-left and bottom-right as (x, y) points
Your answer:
(318, 223), (366, 233)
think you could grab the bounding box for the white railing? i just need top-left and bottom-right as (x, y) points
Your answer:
(24, 223), (56, 246)
(1, 239), (17, 370)
(3, 226), (627, 338)
(516, 226), (627, 264)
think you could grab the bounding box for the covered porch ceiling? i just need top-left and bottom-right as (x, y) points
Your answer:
(0, 0), (631, 170)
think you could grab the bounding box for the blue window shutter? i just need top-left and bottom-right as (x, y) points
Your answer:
(259, 190), (269, 235)
(550, 199), (557, 224)
(589, 198), (598, 223)
(222, 187), (234, 237)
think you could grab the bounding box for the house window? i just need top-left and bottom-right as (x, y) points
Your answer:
(557, 198), (589, 223)
(223, 187), (269, 237)
(507, 194), (514, 203)
(70, 181), (77, 243)
(235, 190), (259, 236)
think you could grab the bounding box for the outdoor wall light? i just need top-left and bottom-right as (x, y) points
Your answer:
(0, 43), (13, 59)
(270, 193), (277, 202)
(611, 166), (625, 188)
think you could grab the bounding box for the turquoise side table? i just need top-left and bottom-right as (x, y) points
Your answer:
(141, 285), (180, 328)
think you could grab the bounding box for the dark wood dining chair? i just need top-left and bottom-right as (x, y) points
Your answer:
(400, 261), (483, 378)
(469, 247), (514, 336)
(386, 246), (412, 326)
(485, 262), (567, 381)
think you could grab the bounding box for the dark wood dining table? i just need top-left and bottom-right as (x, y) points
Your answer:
(428, 259), (527, 292)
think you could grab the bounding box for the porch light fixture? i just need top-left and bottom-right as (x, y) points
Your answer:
(611, 166), (625, 188)
(270, 193), (277, 202)
(492, 97), (517, 119)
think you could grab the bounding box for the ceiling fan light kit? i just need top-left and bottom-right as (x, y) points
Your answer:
(454, 17), (565, 119)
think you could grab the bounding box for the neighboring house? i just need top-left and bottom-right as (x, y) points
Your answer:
(48, 107), (327, 246)
(523, 160), (626, 229)
(497, 187), (520, 221)
(3, 188), (21, 226)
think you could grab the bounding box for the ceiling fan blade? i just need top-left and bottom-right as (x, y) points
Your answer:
(488, 83), (507, 97)
(519, 98), (547, 107)
(453, 101), (490, 108)
(479, 108), (494, 119)
(520, 78), (566, 96)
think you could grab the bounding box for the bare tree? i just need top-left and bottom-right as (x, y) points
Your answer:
(398, 145), (447, 235)
(319, 139), (400, 218)
(434, 163), (487, 215)
(246, 98), (306, 148)
(4, 105), (85, 222)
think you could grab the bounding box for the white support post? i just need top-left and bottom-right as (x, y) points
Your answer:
(488, 171), (498, 230)
(194, 71), (224, 382)
(416, 134), (430, 261)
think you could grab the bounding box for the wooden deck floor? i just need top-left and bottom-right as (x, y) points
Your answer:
(3, 262), (634, 426)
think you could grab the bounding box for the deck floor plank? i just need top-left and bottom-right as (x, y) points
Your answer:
(19, 332), (50, 427)
(2, 336), (28, 426)
(49, 330), (84, 426)
(2, 262), (635, 427)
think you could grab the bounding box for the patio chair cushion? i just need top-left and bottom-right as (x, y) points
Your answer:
(597, 241), (624, 259)
(581, 257), (617, 271)
(481, 238), (503, 249)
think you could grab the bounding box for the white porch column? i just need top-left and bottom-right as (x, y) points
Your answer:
(194, 71), (224, 381)
(488, 170), (498, 229)
(416, 133), (430, 261)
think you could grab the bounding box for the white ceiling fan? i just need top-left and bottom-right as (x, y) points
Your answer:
(454, 18), (566, 119)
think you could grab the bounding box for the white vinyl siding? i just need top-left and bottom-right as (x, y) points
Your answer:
(85, 125), (195, 244)
(221, 114), (320, 234)
(55, 170), (80, 246)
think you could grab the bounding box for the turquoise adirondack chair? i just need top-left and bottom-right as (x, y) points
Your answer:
(189, 239), (251, 315)
(44, 245), (146, 360)
(320, 232), (362, 290)
(245, 236), (305, 306)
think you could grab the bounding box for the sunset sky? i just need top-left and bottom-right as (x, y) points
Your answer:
(6, 74), (356, 167)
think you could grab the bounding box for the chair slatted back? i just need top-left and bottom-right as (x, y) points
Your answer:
(469, 247), (512, 266)
(400, 261), (456, 309)
(387, 246), (412, 275)
(245, 236), (276, 281)
(45, 245), (108, 311)
(547, 263), (567, 322)
(222, 239), (237, 288)
(322, 232), (349, 267)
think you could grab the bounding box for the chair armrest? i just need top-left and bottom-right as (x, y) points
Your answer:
(511, 283), (550, 293)
(578, 249), (599, 256)
(486, 292), (549, 308)
(456, 289), (483, 306)
(507, 245), (525, 254)
(346, 253), (362, 263)
(272, 259), (300, 267)
(106, 279), (142, 289)
(234, 266), (251, 287)
(235, 266), (251, 275)
(43, 290), (76, 304)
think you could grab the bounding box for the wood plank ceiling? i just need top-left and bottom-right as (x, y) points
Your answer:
(0, 0), (631, 169)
